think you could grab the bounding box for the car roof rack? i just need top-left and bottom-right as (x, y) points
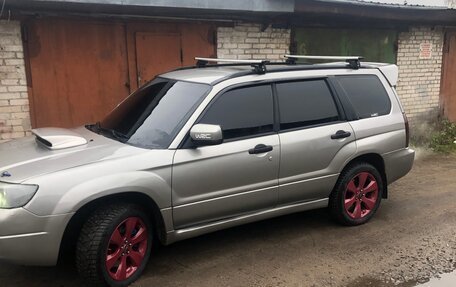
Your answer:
(187, 55), (364, 75)
(284, 55), (364, 69)
(195, 57), (270, 74)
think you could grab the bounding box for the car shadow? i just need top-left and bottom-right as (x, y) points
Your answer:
(0, 208), (339, 287)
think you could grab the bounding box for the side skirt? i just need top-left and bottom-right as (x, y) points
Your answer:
(165, 198), (329, 245)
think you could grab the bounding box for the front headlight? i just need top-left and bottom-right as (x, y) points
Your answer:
(0, 182), (39, 209)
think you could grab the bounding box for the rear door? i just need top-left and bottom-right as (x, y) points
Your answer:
(172, 85), (280, 229)
(276, 79), (356, 204)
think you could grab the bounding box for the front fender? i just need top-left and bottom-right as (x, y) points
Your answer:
(23, 150), (174, 216)
(54, 171), (172, 214)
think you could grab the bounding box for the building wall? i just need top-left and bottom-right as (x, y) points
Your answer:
(217, 23), (290, 61)
(0, 21), (446, 143)
(218, 23), (444, 126)
(395, 26), (444, 124)
(0, 20), (31, 143)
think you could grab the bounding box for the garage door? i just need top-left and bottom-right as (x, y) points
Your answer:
(136, 32), (183, 86)
(127, 22), (216, 90)
(25, 19), (216, 128)
(293, 28), (397, 63)
(26, 19), (130, 128)
(441, 30), (456, 122)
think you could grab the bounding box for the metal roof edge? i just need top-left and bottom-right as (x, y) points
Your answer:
(312, 0), (452, 10)
(4, 0), (296, 13)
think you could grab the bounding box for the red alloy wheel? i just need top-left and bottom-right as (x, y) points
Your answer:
(105, 217), (149, 281)
(344, 172), (379, 219)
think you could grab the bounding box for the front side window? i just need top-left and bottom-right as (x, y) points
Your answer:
(199, 85), (274, 140)
(93, 78), (210, 149)
(337, 75), (392, 119)
(276, 79), (340, 130)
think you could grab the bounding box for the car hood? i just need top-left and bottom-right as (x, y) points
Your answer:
(0, 127), (147, 183)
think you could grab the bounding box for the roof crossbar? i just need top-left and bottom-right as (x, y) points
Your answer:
(284, 55), (364, 69)
(194, 57), (270, 74)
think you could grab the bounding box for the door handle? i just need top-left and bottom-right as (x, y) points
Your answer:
(331, 130), (351, 139)
(248, 144), (273, 154)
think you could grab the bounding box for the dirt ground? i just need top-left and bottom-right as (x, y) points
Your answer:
(1, 152), (455, 287)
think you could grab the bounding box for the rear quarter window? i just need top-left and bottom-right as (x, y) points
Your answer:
(336, 75), (391, 119)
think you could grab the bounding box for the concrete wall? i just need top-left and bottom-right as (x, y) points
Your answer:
(0, 20), (32, 143)
(217, 23), (290, 61)
(396, 26), (444, 124)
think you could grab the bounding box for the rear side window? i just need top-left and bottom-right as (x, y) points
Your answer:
(337, 75), (391, 119)
(199, 85), (274, 140)
(276, 80), (340, 130)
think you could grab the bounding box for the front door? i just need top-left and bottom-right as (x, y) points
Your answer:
(172, 85), (279, 229)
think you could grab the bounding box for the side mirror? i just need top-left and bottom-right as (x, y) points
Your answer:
(190, 124), (223, 146)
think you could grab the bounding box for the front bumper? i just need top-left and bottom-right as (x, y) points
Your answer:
(0, 208), (73, 266)
(383, 147), (415, 184)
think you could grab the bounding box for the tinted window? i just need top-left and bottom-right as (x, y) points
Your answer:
(276, 80), (339, 130)
(199, 85), (274, 140)
(99, 79), (210, 149)
(337, 75), (391, 119)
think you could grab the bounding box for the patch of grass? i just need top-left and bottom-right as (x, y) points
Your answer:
(429, 119), (456, 153)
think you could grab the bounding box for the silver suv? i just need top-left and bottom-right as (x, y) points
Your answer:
(0, 56), (414, 286)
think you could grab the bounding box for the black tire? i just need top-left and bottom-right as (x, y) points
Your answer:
(76, 204), (153, 287)
(329, 162), (383, 226)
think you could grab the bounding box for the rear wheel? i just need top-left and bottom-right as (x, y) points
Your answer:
(76, 204), (152, 287)
(329, 162), (383, 226)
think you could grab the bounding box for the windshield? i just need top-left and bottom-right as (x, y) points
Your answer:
(89, 78), (210, 149)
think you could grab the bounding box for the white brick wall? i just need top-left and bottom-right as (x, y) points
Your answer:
(0, 20), (31, 143)
(396, 26), (444, 123)
(217, 23), (290, 61)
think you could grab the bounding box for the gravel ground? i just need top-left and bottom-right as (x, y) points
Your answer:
(1, 151), (455, 287)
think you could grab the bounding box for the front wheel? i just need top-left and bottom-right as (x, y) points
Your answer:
(329, 162), (383, 226)
(76, 204), (153, 287)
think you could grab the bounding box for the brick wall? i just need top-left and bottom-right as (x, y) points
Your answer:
(0, 20), (31, 143)
(217, 23), (290, 61)
(396, 26), (444, 124)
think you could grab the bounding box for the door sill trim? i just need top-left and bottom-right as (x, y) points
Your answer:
(165, 198), (328, 244)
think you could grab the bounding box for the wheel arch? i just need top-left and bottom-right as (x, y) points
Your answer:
(341, 153), (388, 198)
(58, 191), (166, 264)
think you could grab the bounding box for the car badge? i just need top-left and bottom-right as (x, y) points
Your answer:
(1, 171), (11, 177)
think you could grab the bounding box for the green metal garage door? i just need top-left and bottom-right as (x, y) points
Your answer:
(293, 28), (397, 64)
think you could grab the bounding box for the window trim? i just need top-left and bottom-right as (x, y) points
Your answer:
(275, 78), (346, 133)
(334, 74), (393, 120)
(179, 82), (277, 148)
(177, 76), (354, 149)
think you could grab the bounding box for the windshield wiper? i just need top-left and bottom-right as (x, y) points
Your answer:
(86, 122), (129, 142)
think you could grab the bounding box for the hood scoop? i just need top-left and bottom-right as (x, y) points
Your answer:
(32, 127), (88, 150)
